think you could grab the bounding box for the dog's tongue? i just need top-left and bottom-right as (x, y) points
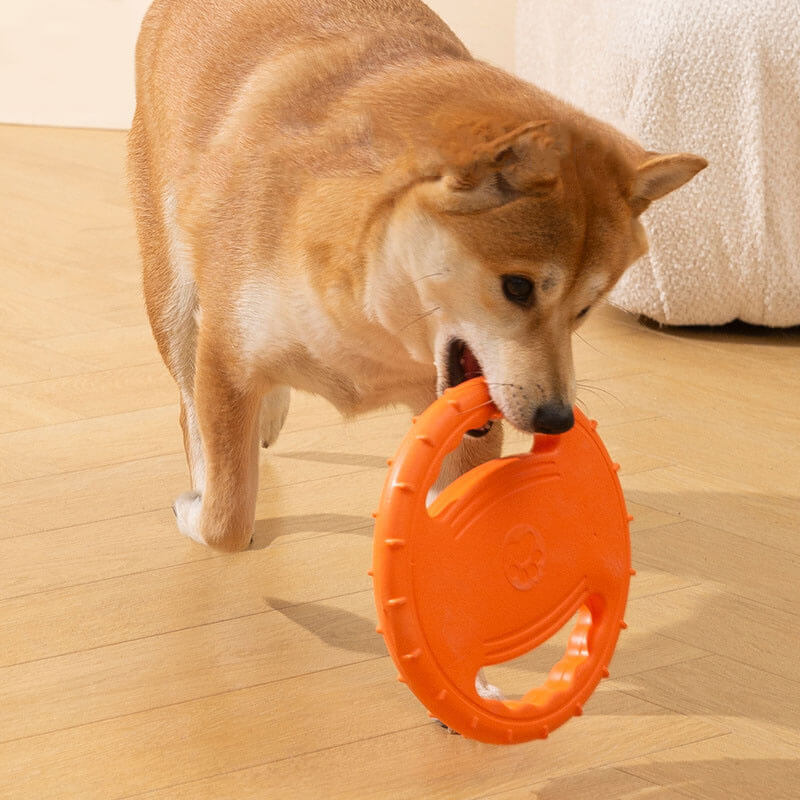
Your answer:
(461, 345), (483, 380)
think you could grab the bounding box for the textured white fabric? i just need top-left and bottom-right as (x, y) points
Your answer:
(515, 0), (800, 327)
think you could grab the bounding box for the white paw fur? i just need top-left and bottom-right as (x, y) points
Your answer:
(475, 670), (505, 701)
(173, 490), (204, 544)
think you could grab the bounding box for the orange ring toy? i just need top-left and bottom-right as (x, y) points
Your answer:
(371, 377), (632, 744)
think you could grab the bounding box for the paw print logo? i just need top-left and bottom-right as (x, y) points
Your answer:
(502, 525), (546, 591)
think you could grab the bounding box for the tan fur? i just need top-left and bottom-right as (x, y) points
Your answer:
(129, 0), (706, 551)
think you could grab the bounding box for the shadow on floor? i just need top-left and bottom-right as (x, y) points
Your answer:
(252, 512), (372, 549)
(273, 450), (389, 469)
(637, 315), (800, 345)
(533, 758), (800, 799)
(265, 596), (385, 657)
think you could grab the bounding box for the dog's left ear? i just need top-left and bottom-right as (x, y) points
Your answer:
(629, 152), (708, 214)
(421, 121), (565, 213)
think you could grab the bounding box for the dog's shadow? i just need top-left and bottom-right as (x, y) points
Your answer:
(251, 448), (387, 551)
(272, 450), (389, 469)
(251, 512), (373, 550)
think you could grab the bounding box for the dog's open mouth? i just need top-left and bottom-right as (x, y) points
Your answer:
(446, 339), (494, 438)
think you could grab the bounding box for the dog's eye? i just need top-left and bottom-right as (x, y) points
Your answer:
(502, 275), (534, 306)
(576, 306), (591, 320)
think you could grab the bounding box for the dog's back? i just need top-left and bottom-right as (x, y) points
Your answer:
(131, 0), (468, 179)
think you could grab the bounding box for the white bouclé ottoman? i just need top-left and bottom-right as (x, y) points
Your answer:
(515, 0), (800, 326)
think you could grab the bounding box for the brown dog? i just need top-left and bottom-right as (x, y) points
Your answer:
(128, 0), (706, 552)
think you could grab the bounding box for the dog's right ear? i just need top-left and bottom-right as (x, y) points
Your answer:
(419, 121), (565, 214)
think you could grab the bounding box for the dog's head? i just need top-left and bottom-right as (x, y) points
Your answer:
(393, 119), (706, 433)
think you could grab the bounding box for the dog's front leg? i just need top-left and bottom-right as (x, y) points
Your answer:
(174, 331), (262, 552)
(427, 421), (504, 504)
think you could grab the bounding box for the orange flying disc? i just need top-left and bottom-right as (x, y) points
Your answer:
(371, 378), (632, 744)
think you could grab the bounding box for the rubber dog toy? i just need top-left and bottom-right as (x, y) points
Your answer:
(371, 377), (632, 744)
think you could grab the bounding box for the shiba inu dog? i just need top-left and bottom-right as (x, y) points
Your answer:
(129, 0), (706, 553)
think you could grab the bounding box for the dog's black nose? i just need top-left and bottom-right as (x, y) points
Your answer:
(533, 403), (574, 434)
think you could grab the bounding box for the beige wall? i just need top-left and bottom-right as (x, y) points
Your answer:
(0, 0), (153, 129)
(0, 0), (516, 130)
(425, 0), (516, 72)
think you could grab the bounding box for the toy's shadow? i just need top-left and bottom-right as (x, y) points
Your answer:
(265, 596), (385, 657)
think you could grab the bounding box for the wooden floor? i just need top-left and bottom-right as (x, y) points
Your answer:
(1, 124), (799, 799)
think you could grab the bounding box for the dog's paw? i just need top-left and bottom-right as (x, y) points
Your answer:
(436, 720), (462, 736)
(172, 491), (204, 544)
(259, 386), (291, 448)
(475, 670), (505, 701)
(432, 673), (504, 735)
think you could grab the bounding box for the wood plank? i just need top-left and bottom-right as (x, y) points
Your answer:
(0, 450), (381, 538)
(590, 325), (800, 411)
(623, 467), (800, 555)
(125, 690), (723, 800)
(0, 388), (82, 433)
(0, 288), (114, 340)
(589, 371), (800, 450)
(0, 591), (381, 743)
(0, 406), (181, 484)
(33, 325), (162, 371)
(626, 500), (683, 534)
(60, 289), (150, 328)
(619, 731), (800, 800)
(608, 416), (798, 496)
(625, 585), (800, 684)
(634, 521), (800, 615)
(0, 510), (207, 600)
(0, 530), (373, 667)
(0, 658), (422, 800)
(610, 655), (800, 748)
(0, 337), (95, 387)
(0, 486), (373, 600)
(0, 364), (177, 429)
(486, 768), (686, 800)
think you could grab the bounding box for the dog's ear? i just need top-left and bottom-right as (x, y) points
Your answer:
(421, 121), (564, 213)
(629, 152), (708, 215)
